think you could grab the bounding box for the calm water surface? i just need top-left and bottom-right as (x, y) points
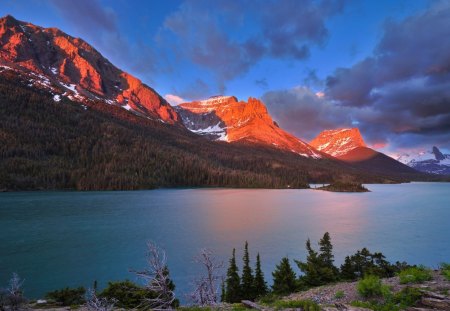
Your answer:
(0, 182), (449, 300)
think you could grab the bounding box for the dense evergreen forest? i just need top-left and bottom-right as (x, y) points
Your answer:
(0, 72), (428, 191)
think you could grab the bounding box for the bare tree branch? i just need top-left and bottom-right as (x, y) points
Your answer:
(85, 288), (116, 311)
(189, 248), (224, 306)
(132, 242), (176, 310)
(2, 273), (27, 311)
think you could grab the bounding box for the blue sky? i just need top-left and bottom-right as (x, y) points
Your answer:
(1, 0), (449, 154)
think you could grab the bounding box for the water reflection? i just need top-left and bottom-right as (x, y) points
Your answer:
(0, 183), (449, 300)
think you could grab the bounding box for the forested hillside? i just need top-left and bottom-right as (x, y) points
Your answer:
(0, 73), (429, 190)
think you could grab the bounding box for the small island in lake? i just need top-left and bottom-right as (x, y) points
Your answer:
(316, 181), (370, 192)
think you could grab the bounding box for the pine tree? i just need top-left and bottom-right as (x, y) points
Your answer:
(272, 257), (297, 295)
(225, 248), (241, 303)
(318, 232), (339, 282)
(253, 253), (268, 298)
(340, 256), (356, 280)
(241, 241), (255, 300)
(319, 232), (333, 266)
(295, 238), (322, 287)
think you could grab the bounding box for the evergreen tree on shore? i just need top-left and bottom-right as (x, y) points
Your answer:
(296, 233), (339, 287)
(225, 249), (241, 303)
(272, 257), (297, 295)
(318, 232), (339, 282)
(253, 253), (268, 298)
(241, 241), (255, 300)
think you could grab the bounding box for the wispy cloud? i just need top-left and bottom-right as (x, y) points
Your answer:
(164, 94), (186, 106)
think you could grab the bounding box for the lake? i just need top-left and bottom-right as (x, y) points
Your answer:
(0, 182), (449, 301)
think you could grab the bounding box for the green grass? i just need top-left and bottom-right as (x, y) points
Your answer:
(258, 293), (280, 305)
(441, 263), (450, 281)
(272, 299), (320, 311)
(334, 290), (345, 299)
(398, 266), (433, 284)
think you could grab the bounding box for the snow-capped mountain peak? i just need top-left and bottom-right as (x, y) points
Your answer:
(397, 146), (450, 175)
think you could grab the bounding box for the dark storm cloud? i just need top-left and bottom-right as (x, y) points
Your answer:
(264, 1), (450, 151)
(324, 1), (450, 141)
(160, 0), (347, 95)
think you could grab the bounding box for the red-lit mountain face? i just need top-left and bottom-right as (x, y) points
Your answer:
(177, 96), (323, 158)
(0, 15), (178, 123)
(310, 128), (366, 157)
(0, 15), (323, 158)
(310, 128), (418, 174)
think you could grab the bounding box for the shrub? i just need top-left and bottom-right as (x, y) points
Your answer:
(351, 287), (422, 311)
(45, 286), (86, 306)
(398, 266), (432, 284)
(334, 290), (345, 299)
(392, 287), (422, 307)
(357, 275), (387, 298)
(272, 299), (320, 311)
(99, 280), (155, 309)
(441, 263), (450, 281)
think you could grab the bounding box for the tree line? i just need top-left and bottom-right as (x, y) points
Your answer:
(222, 232), (411, 302)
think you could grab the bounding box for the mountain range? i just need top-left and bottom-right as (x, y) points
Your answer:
(0, 15), (442, 190)
(397, 146), (450, 175)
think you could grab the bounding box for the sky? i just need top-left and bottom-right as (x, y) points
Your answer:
(1, 0), (449, 155)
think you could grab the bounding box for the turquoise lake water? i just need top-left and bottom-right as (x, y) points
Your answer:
(0, 182), (449, 300)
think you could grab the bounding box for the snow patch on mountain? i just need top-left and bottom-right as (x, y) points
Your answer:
(189, 122), (227, 141)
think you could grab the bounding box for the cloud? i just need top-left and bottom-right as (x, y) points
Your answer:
(310, 0), (450, 151)
(176, 78), (212, 101)
(48, 0), (156, 76)
(159, 0), (347, 94)
(260, 0), (346, 58)
(49, 0), (117, 34)
(262, 86), (353, 141)
(261, 84), (447, 152)
(164, 94), (186, 106)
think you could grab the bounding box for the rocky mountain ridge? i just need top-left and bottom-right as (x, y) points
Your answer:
(0, 15), (179, 123)
(177, 96), (323, 158)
